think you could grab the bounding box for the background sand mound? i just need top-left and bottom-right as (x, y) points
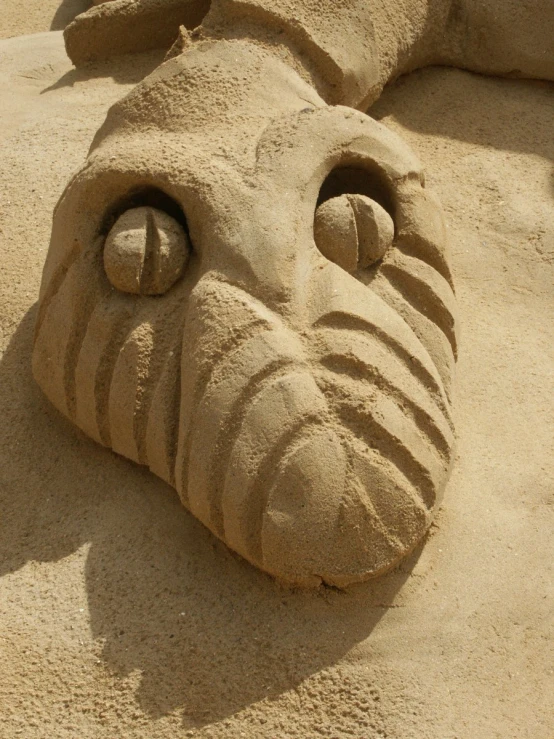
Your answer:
(0, 17), (553, 739)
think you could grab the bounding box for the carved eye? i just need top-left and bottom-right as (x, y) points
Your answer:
(103, 206), (191, 295)
(314, 193), (394, 273)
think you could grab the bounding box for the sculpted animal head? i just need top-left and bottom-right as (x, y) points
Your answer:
(33, 42), (456, 586)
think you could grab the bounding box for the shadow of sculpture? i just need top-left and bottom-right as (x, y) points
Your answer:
(370, 67), (554, 173)
(50, 0), (93, 31)
(41, 48), (166, 93)
(0, 306), (422, 726)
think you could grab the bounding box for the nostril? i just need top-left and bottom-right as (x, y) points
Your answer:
(103, 206), (191, 295)
(314, 193), (394, 272)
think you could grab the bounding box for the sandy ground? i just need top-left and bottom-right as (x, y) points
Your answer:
(0, 15), (553, 739)
(0, 0), (91, 39)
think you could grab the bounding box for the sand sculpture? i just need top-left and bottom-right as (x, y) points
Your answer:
(32, 0), (553, 586)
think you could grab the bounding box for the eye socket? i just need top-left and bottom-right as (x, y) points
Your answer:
(103, 206), (191, 295)
(314, 193), (394, 273)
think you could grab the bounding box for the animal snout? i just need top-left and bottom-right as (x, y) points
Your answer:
(168, 276), (451, 586)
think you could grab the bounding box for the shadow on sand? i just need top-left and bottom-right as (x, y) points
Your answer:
(41, 46), (167, 92)
(369, 67), (554, 194)
(50, 0), (92, 31)
(0, 307), (422, 726)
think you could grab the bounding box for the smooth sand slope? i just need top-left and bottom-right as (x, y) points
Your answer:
(0, 20), (553, 739)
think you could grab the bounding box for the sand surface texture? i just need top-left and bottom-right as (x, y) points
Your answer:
(0, 0), (90, 40)
(1, 20), (553, 739)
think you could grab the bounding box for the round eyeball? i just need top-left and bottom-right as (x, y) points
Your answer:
(314, 193), (394, 272)
(103, 206), (190, 295)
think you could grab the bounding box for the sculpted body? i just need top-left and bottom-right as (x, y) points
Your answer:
(33, 0), (553, 585)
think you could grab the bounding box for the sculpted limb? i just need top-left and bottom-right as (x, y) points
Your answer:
(442, 0), (554, 82)
(65, 0), (554, 89)
(64, 0), (211, 64)
(33, 0), (547, 585)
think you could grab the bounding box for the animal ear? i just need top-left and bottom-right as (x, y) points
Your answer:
(64, 0), (210, 66)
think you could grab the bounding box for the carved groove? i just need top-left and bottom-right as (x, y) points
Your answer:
(146, 339), (183, 486)
(34, 241), (80, 342)
(92, 309), (136, 448)
(342, 446), (414, 555)
(332, 394), (438, 511)
(314, 312), (453, 424)
(371, 275), (456, 393)
(131, 299), (189, 467)
(185, 327), (305, 529)
(395, 239), (453, 288)
(313, 324), (454, 439)
(206, 359), (298, 537)
(320, 353), (452, 460)
(315, 368), (443, 512)
(221, 370), (330, 562)
(133, 330), (164, 465)
(165, 349), (182, 487)
(347, 441), (430, 549)
(63, 257), (106, 421)
(177, 315), (273, 505)
(248, 419), (326, 563)
(380, 262), (458, 357)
